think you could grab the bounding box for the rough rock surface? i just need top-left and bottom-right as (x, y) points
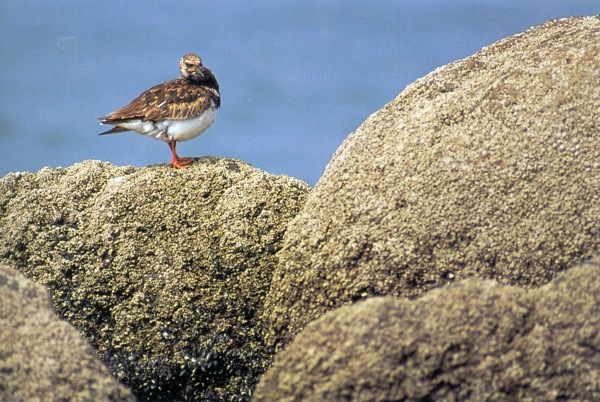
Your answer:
(0, 264), (135, 401)
(254, 257), (600, 401)
(0, 158), (310, 401)
(262, 16), (600, 350)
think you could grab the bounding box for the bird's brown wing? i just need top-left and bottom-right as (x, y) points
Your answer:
(99, 77), (217, 124)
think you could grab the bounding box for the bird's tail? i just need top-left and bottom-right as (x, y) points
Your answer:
(98, 125), (129, 135)
(97, 117), (130, 135)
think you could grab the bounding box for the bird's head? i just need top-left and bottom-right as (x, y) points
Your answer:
(180, 53), (206, 81)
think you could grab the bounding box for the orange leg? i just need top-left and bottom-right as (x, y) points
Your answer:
(168, 141), (193, 168)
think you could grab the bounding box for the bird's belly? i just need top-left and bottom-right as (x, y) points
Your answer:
(112, 106), (217, 143)
(161, 107), (217, 142)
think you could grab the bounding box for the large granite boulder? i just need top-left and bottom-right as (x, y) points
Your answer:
(0, 158), (310, 400)
(254, 257), (600, 401)
(0, 264), (135, 401)
(262, 16), (600, 350)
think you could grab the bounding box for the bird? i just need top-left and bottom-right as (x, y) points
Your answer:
(98, 53), (220, 168)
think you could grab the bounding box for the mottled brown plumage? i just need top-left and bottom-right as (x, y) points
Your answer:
(99, 54), (220, 168)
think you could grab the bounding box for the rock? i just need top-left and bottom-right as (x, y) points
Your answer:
(262, 16), (600, 350)
(254, 257), (600, 401)
(0, 158), (310, 401)
(0, 264), (135, 401)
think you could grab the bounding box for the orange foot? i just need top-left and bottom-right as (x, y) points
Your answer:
(167, 141), (193, 168)
(169, 157), (193, 169)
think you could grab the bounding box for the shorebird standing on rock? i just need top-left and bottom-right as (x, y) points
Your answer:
(99, 53), (220, 168)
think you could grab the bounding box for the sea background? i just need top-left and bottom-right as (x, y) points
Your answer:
(1, 1), (598, 186)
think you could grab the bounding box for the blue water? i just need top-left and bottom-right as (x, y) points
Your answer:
(1, 1), (598, 186)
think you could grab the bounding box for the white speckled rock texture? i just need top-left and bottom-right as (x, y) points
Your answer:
(262, 16), (600, 351)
